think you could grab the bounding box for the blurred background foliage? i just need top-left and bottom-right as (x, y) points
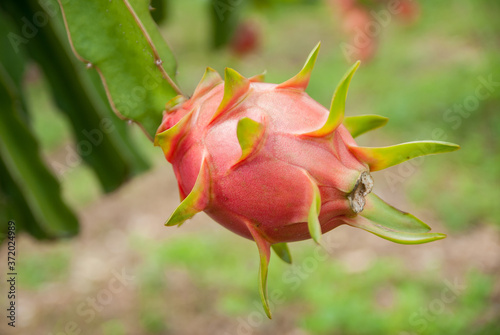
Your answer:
(0, 0), (499, 334)
(0, 0), (150, 241)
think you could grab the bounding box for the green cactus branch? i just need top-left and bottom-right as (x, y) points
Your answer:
(210, 0), (246, 49)
(0, 0), (161, 241)
(58, 0), (183, 139)
(1, 0), (151, 192)
(0, 64), (79, 239)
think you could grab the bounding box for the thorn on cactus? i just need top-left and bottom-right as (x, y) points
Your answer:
(277, 42), (320, 91)
(164, 95), (188, 113)
(245, 221), (272, 319)
(191, 67), (223, 103)
(235, 117), (266, 165)
(307, 176), (323, 244)
(155, 112), (192, 161)
(212, 68), (250, 123)
(348, 141), (461, 171)
(271, 243), (292, 264)
(343, 114), (389, 138)
(305, 60), (360, 137)
(249, 70), (267, 83)
(164, 157), (210, 227)
(343, 194), (447, 244)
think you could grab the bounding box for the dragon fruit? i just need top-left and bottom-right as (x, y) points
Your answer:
(155, 43), (459, 318)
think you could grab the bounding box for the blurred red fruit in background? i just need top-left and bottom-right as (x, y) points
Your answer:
(230, 20), (260, 57)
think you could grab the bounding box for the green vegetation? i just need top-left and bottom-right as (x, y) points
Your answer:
(130, 233), (496, 334)
(17, 242), (72, 290)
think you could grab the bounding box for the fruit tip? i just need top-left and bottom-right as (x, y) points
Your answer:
(435, 233), (447, 240)
(350, 60), (361, 73)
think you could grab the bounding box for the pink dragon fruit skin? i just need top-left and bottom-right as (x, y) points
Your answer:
(155, 43), (459, 317)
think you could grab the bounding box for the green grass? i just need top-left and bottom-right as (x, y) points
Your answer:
(17, 242), (72, 290)
(130, 233), (495, 335)
(101, 319), (127, 335)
